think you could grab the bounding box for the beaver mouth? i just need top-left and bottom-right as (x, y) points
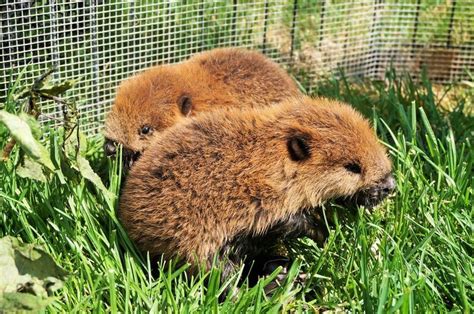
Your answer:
(122, 148), (141, 171)
(334, 187), (395, 212)
(104, 138), (141, 172)
(346, 189), (389, 209)
(336, 174), (397, 211)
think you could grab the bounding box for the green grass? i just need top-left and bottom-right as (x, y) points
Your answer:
(0, 71), (473, 312)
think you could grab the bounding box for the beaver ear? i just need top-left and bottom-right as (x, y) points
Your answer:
(287, 134), (311, 161)
(178, 95), (192, 117)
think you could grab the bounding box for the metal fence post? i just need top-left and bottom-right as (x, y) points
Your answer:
(446, 0), (457, 48)
(290, 0), (298, 60)
(262, 0), (269, 53)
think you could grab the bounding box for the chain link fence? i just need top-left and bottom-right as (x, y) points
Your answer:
(1, 0), (473, 134)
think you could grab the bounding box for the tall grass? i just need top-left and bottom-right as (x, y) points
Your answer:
(0, 71), (472, 312)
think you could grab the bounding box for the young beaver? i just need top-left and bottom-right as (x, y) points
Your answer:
(119, 97), (396, 279)
(103, 48), (301, 170)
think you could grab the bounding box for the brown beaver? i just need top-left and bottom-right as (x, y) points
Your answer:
(103, 48), (301, 170)
(119, 97), (396, 280)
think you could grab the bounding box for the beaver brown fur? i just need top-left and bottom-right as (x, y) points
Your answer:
(103, 48), (301, 170)
(119, 97), (396, 279)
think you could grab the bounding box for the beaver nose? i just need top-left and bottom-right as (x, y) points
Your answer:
(104, 139), (117, 157)
(379, 174), (396, 195)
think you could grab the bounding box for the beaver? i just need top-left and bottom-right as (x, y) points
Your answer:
(119, 96), (396, 281)
(103, 48), (301, 170)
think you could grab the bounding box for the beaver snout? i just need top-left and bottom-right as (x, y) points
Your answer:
(377, 174), (396, 196)
(122, 149), (141, 171)
(104, 138), (117, 157)
(357, 174), (396, 208)
(104, 138), (141, 171)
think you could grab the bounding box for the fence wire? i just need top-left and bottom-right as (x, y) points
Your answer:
(1, 0), (473, 134)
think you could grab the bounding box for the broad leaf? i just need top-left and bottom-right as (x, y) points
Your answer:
(19, 112), (42, 140)
(39, 79), (78, 97)
(76, 155), (115, 200)
(16, 157), (47, 182)
(0, 236), (68, 312)
(64, 129), (88, 158)
(0, 292), (53, 312)
(0, 110), (55, 171)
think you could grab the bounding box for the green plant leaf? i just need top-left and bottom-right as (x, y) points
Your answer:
(16, 157), (47, 182)
(0, 110), (55, 171)
(18, 112), (42, 140)
(38, 79), (78, 97)
(12, 86), (31, 101)
(0, 292), (54, 313)
(76, 155), (114, 200)
(64, 130), (88, 158)
(0, 236), (67, 312)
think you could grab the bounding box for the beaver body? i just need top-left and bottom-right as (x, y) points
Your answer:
(104, 48), (301, 169)
(119, 97), (395, 275)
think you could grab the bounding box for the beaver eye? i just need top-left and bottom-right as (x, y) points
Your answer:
(345, 162), (361, 174)
(140, 125), (152, 135)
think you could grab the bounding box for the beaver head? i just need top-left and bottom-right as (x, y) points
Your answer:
(274, 98), (395, 210)
(103, 66), (196, 170)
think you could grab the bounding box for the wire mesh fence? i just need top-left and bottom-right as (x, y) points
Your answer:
(1, 0), (473, 134)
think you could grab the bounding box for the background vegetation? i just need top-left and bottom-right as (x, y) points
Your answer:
(2, 0), (473, 133)
(0, 68), (472, 312)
